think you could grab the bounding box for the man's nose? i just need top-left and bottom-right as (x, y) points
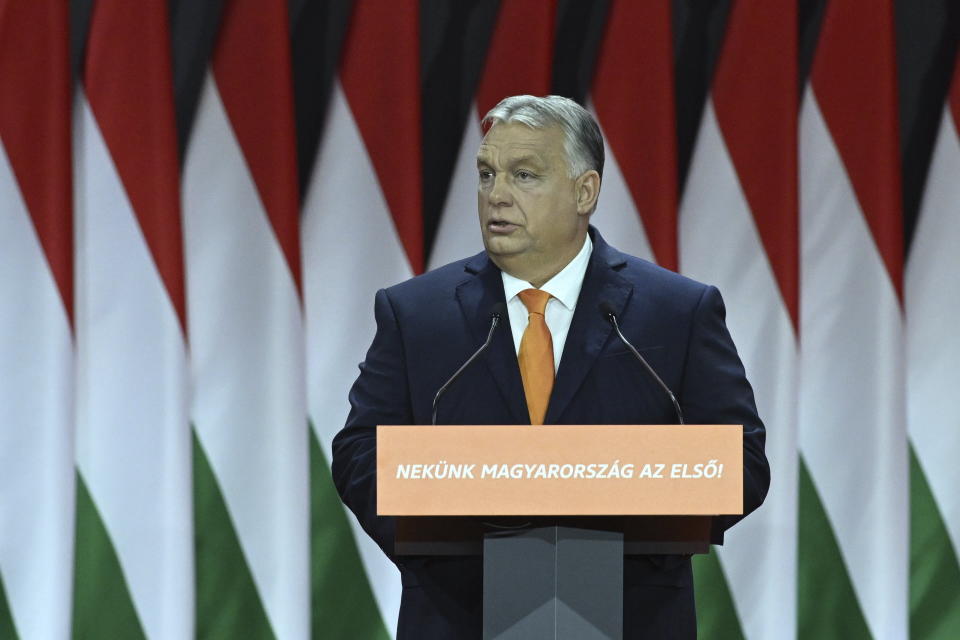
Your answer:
(487, 174), (512, 207)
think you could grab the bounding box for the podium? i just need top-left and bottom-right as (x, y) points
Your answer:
(378, 424), (742, 639)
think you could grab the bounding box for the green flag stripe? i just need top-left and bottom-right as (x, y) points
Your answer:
(193, 430), (275, 639)
(798, 457), (870, 638)
(72, 471), (146, 639)
(910, 445), (960, 638)
(310, 426), (390, 639)
(693, 546), (745, 638)
(0, 570), (19, 640)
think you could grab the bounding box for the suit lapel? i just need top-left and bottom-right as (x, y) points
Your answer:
(545, 230), (633, 424)
(455, 253), (529, 424)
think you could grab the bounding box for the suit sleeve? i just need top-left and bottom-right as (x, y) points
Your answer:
(679, 285), (770, 543)
(331, 288), (413, 562)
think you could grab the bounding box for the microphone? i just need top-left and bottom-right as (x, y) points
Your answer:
(599, 301), (685, 425)
(432, 302), (506, 425)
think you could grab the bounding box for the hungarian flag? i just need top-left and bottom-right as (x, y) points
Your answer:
(906, 51), (960, 637)
(679, 1), (799, 637)
(798, 0), (907, 636)
(302, 1), (422, 635)
(0, 2), (74, 637)
(182, 0), (309, 636)
(72, 0), (193, 637)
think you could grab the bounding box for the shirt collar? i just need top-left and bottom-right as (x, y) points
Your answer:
(500, 234), (593, 310)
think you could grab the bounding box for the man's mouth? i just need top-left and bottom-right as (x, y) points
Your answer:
(487, 219), (518, 233)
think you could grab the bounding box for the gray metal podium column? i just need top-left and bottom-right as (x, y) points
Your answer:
(482, 526), (624, 640)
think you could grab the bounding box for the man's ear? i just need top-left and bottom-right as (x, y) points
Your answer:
(576, 170), (601, 215)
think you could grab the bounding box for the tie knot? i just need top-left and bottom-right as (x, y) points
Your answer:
(518, 288), (551, 315)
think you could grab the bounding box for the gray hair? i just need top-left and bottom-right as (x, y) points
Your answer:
(482, 95), (605, 180)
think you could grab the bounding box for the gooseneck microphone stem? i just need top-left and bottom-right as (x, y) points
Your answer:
(602, 305), (685, 425)
(432, 305), (504, 425)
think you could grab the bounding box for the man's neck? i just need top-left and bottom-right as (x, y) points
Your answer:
(493, 233), (589, 288)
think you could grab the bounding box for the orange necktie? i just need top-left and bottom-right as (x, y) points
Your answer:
(517, 288), (554, 425)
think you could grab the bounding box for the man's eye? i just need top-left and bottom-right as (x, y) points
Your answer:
(479, 170), (493, 180)
(516, 170), (534, 180)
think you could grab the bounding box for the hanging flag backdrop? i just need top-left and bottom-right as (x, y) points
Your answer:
(0, 1), (958, 638)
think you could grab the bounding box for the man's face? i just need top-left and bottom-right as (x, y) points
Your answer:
(476, 122), (586, 275)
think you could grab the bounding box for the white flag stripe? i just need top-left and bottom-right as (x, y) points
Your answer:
(428, 107), (485, 270)
(799, 90), (908, 639)
(0, 142), (74, 640)
(589, 102), (656, 265)
(303, 81), (404, 637)
(906, 103), (960, 556)
(74, 94), (193, 639)
(183, 74), (309, 640)
(680, 100), (798, 640)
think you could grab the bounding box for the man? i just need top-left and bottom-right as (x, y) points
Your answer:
(332, 95), (769, 639)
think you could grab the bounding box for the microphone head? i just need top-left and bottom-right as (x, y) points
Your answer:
(491, 302), (507, 319)
(599, 301), (617, 320)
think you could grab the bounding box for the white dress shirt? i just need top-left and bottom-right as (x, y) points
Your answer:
(501, 234), (593, 372)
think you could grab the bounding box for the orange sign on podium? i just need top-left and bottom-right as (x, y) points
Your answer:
(377, 424), (742, 517)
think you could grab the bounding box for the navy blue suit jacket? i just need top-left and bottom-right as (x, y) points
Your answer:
(332, 228), (769, 639)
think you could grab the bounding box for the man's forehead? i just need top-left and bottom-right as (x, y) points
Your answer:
(476, 144), (549, 165)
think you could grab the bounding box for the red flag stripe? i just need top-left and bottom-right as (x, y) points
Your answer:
(810, 0), (902, 298)
(340, 1), (423, 274)
(712, 0), (798, 328)
(591, 0), (678, 271)
(212, 0), (302, 294)
(0, 0), (72, 324)
(475, 0), (555, 119)
(84, 0), (186, 329)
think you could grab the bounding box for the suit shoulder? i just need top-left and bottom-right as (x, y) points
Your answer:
(617, 253), (712, 302)
(381, 253), (479, 305)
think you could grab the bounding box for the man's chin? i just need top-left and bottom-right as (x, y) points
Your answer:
(482, 235), (526, 257)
